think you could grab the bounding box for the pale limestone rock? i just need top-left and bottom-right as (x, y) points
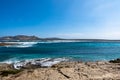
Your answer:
(1, 61), (120, 80)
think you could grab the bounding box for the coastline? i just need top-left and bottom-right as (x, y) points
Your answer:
(0, 59), (120, 80)
(0, 41), (120, 79)
(0, 42), (17, 46)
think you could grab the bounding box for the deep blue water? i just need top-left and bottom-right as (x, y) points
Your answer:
(0, 42), (120, 62)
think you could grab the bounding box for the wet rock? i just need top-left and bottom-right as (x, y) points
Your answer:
(109, 58), (120, 63)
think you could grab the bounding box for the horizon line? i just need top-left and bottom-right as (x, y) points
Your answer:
(1, 35), (120, 40)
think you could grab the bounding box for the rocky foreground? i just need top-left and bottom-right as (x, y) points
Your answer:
(0, 59), (120, 80)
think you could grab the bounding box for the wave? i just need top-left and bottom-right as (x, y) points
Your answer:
(4, 42), (39, 48)
(3, 40), (81, 48)
(40, 40), (81, 43)
(1, 58), (20, 64)
(1, 58), (69, 69)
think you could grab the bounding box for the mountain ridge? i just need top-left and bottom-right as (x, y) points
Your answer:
(1, 35), (120, 42)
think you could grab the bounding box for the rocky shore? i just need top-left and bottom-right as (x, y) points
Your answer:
(0, 59), (120, 80)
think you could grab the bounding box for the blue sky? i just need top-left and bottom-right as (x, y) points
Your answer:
(0, 0), (120, 39)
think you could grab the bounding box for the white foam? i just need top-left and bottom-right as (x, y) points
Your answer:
(12, 58), (69, 69)
(2, 40), (82, 48)
(4, 42), (39, 48)
(1, 58), (20, 64)
(40, 58), (68, 67)
(41, 40), (81, 43)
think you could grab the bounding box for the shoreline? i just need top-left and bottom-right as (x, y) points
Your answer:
(0, 57), (114, 70)
(0, 58), (120, 80)
(0, 42), (17, 46)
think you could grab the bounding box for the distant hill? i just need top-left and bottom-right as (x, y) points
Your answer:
(1, 35), (120, 42)
(0, 35), (64, 42)
(0, 35), (41, 41)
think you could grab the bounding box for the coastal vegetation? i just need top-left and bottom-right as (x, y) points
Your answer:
(0, 70), (22, 77)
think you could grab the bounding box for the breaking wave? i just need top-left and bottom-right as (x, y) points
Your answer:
(2, 58), (69, 69)
(4, 42), (39, 48)
(3, 40), (81, 48)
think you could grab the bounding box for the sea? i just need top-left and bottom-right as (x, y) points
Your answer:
(0, 41), (120, 69)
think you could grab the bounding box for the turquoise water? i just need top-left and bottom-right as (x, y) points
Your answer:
(0, 42), (120, 62)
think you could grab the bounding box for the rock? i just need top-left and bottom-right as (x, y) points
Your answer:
(0, 64), (13, 71)
(109, 58), (120, 63)
(1, 60), (120, 80)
